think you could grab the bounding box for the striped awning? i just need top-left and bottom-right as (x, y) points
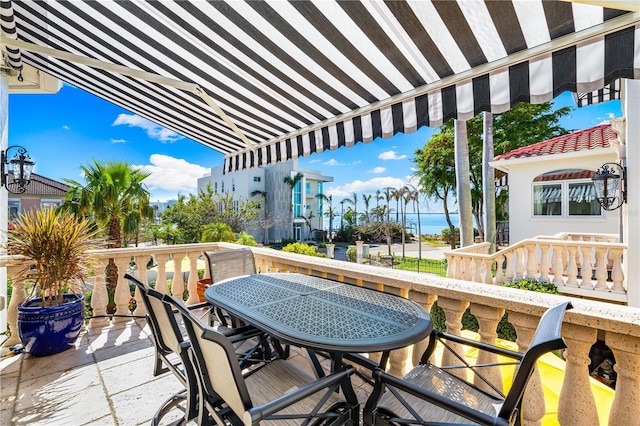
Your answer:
(1, 1), (639, 172)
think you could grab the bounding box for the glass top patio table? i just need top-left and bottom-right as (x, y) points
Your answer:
(204, 273), (432, 353)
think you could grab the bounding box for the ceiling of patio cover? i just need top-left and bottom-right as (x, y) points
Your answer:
(1, 1), (639, 173)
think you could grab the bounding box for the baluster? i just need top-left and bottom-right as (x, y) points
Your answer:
(606, 332), (640, 425)
(482, 259), (494, 284)
(113, 257), (132, 323)
(552, 246), (565, 286)
(445, 255), (455, 278)
(89, 258), (110, 328)
(133, 255), (149, 317)
(436, 297), (470, 380)
(579, 246), (594, 289)
(504, 251), (515, 282)
(3, 266), (25, 347)
(515, 247), (525, 281)
(525, 243), (538, 280)
(509, 311), (546, 425)
(473, 258), (483, 283)
(462, 258), (472, 281)
(539, 244), (550, 282)
(410, 292), (437, 367)
(558, 324), (599, 425)
(171, 253), (185, 300)
(565, 246), (579, 287)
(185, 252), (200, 305)
(155, 253), (170, 293)
(494, 255), (505, 285)
(469, 304), (505, 393)
(609, 248), (625, 293)
(594, 248), (609, 290)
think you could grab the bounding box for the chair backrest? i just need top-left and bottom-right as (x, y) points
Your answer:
(169, 295), (253, 422)
(125, 273), (184, 354)
(499, 301), (572, 419)
(204, 248), (257, 283)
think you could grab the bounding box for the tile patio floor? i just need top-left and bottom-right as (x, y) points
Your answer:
(0, 317), (372, 426)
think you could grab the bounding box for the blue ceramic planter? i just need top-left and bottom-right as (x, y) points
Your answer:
(17, 294), (85, 357)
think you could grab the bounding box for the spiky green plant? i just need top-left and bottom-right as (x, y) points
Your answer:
(6, 209), (99, 307)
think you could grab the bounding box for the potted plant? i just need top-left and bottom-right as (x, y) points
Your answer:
(6, 208), (98, 357)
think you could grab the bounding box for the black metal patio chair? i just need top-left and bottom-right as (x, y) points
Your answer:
(170, 293), (360, 426)
(203, 248), (257, 327)
(363, 302), (572, 426)
(126, 273), (273, 424)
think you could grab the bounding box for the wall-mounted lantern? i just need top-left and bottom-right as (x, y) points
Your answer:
(1, 145), (35, 194)
(591, 162), (627, 211)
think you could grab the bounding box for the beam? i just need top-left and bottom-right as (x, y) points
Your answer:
(0, 36), (256, 152)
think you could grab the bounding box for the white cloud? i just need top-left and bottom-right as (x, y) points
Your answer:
(369, 166), (386, 174)
(378, 150), (407, 160)
(113, 113), (182, 142)
(327, 176), (406, 198)
(62, 125), (70, 130)
(110, 138), (126, 144)
(133, 154), (209, 197)
(598, 112), (617, 125)
(323, 158), (346, 166)
(308, 159), (322, 163)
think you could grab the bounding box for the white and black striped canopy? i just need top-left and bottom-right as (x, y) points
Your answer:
(1, 1), (639, 172)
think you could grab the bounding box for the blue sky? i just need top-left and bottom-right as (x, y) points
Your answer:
(9, 84), (622, 208)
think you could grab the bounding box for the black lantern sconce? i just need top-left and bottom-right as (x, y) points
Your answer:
(1, 145), (35, 194)
(591, 162), (627, 211)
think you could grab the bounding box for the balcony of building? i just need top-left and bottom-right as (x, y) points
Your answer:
(1, 240), (637, 425)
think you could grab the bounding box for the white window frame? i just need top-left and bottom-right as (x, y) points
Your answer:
(532, 179), (603, 218)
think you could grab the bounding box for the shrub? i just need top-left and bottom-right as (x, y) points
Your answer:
(346, 246), (357, 262)
(235, 231), (257, 246)
(503, 279), (558, 294)
(282, 242), (319, 256)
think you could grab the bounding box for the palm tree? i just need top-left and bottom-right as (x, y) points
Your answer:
(63, 160), (153, 295)
(392, 187), (404, 222)
(454, 119), (474, 247)
(316, 193), (334, 242)
(283, 172), (304, 239)
(302, 210), (315, 240)
(406, 184), (422, 261)
(362, 194), (372, 225)
(400, 186), (411, 259)
(383, 187), (396, 255)
(342, 192), (359, 227)
(251, 189), (268, 244)
(340, 199), (345, 231)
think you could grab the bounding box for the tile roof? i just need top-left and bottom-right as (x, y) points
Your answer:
(7, 173), (69, 196)
(494, 124), (615, 161)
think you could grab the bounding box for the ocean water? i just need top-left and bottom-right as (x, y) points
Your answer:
(324, 212), (459, 236)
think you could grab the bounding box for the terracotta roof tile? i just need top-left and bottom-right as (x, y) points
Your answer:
(7, 173), (69, 196)
(494, 124), (615, 161)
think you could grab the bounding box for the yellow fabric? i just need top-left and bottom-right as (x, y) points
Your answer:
(436, 331), (614, 425)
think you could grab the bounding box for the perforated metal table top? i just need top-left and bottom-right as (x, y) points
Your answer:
(205, 273), (432, 353)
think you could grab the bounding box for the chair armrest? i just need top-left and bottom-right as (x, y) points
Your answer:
(421, 330), (523, 364)
(370, 369), (510, 426)
(248, 366), (355, 422)
(185, 301), (211, 311)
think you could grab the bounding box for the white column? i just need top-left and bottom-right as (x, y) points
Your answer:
(624, 79), (640, 307)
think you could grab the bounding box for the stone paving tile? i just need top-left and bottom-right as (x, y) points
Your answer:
(93, 338), (154, 371)
(12, 363), (111, 426)
(109, 373), (182, 426)
(99, 352), (168, 396)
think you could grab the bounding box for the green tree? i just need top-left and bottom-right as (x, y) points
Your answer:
(63, 160), (153, 295)
(362, 194), (372, 225)
(316, 193), (334, 242)
(342, 192), (359, 227)
(250, 189), (269, 244)
(201, 222), (236, 243)
(414, 102), (572, 247)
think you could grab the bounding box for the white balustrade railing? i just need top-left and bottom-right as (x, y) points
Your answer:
(2, 241), (637, 425)
(445, 233), (627, 304)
